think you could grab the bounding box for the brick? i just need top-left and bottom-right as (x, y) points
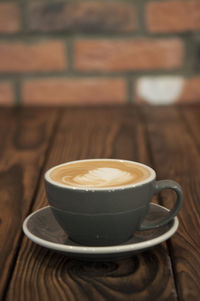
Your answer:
(75, 39), (183, 72)
(0, 3), (20, 33)
(0, 82), (13, 105)
(0, 40), (66, 73)
(28, 1), (135, 33)
(22, 78), (126, 105)
(179, 77), (200, 103)
(146, 0), (200, 33)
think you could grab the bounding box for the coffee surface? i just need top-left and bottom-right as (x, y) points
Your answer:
(50, 160), (151, 188)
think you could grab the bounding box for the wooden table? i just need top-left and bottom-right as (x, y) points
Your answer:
(0, 105), (200, 301)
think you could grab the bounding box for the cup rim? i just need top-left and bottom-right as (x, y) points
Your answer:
(45, 159), (156, 191)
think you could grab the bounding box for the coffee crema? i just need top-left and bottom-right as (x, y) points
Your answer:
(49, 160), (151, 188)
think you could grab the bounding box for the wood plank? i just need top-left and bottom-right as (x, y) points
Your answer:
(140, 105), (200, 300)
(180, 105), (200, 150)
(0, 107), (60, 301)
(6, 106), (177, 301)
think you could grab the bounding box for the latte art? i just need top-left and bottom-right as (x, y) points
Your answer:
(63, 167), (134, 187)
(49, 160), (151, 189)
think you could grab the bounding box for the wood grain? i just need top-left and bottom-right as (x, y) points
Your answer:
(7, 242), (176, 301)
(5, 106), (177, 301)
(0, 107), (59, 301)
(180, 105), (200, 149)
(140, 105), (200, 300)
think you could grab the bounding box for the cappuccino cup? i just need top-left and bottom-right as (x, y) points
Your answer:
(44, 159), (183, 246)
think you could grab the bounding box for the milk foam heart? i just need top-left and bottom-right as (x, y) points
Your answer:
(63, 167), (134, 187)
(50, 160), (151, 188)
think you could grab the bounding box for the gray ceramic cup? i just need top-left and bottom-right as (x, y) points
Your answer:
(44, 159), (183, 246)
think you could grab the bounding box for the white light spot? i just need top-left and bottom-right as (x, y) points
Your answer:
(137, 76), (184, 105)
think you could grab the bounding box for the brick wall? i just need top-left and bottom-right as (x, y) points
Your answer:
(0, 0), (200, 106)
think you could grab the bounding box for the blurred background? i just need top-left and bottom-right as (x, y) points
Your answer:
(0, 0), (200, 106)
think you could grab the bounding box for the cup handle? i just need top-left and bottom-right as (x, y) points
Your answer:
(139, 180), (183, 231)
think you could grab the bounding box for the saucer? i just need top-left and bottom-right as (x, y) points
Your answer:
(23, 204), (178, 261)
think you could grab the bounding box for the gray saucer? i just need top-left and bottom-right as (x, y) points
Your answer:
(23, 204), (179, 261)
